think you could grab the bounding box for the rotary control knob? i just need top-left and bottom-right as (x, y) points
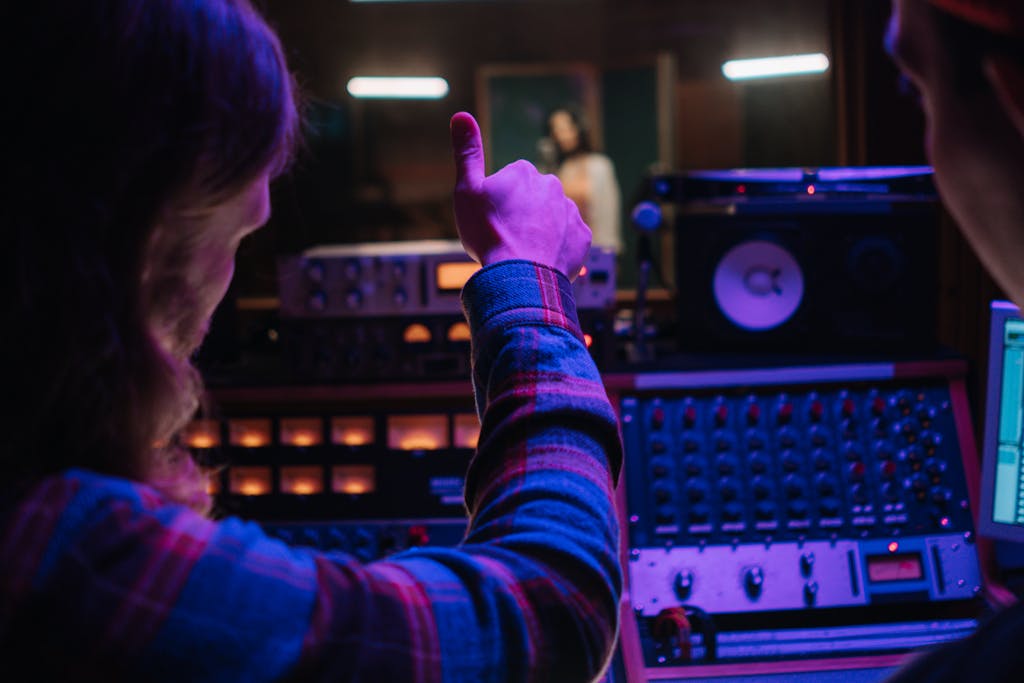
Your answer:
(808, 425), (830, 448)
(909, 472), (929, 500)
(650, 407), (665, 430)
(748, 452), (771, 474)
(842, 441), (864, 462)
(653, 485), (674, 504)
(808, 398), (825, 423)
(800, 551), (815, 576)
(391, 261), (407, 278)
(849, 483), (870, 506)
(904, 445), (925, 469)
(882, 481), (902, 502)
(874, 440), (895, 460)
(342, 258), (361, 280)
(922, 430), (943, 454)
(879, 460), (898, 479)
(713, 401), (729, 427)
(819, 496), (842, 518)
(812, 448), (834, 472)
(307, 290), (327, 312)
(392, 288), (408, 306)
(841, 397), (857, 418)
(925, 457), (947, 480)
(776, 400), (795, 425)
(304, 261), (326, 283)
(787, 499), (810, 519)
(716, 454), (739, 476)
(784, 475), (808, 499)
(718, 477), (741, 502)
(674, 570), (695, 600)
(746, 401), (762, 426)
(755, 500), (777, 521)
(847, 461), (867, 482)
(722, 501), (745, 522)
(650, 459), (671, 479)
(689, 503), (711, 524)
(682, 456), (705, 477)
(930, 485), (952, 508)
(650, 438), (668, 454)
(804, 580), (819, 606)
(781, 450), (803, 472)
(870, 395), (888, 417)
(751, 477), (773, 500)
(895, 418), (921, 444)
(744, 566), (765, 599)
(686, 481), (709, 503)
(777, 428), (799, 450)
(815, 473), (839, 497)
(681, 435), (703, 454)
(682, 404), (698, 429)
(344, 288), (363, 310)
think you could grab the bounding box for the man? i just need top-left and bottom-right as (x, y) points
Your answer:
(883, 0), (1024, 680)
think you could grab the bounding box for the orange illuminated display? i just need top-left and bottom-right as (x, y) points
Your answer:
(183, 419), (221, 449)
(388, 415), (449, 450)
(229, 418), (272, 448)
(436, 261), (481, 292)
(332, 465), (376, 495)
(403, 323), (432, 344)
(447, 321), (471, 342)
(454, 414), (481, 449)
(331, 416), (375, 447)
(229, 466), (272, 496)
(280, 466), (325, 495)
(279, 417), (323, 447)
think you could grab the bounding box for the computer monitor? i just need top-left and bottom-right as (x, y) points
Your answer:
(978, 300), (1024, 542)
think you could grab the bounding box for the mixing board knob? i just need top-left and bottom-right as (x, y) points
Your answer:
(930, 485), (952, 508)
(714, 403), (729, 427)
(777, 401), (795, 425)
(682, 404), (698, 429)
(755, 500), (777, 521)
(804, 580), (819, 606)
(879, 460), (898, 479)
(307, 291), (327, 313)
(687, 482), (709, 503)
(787, 499), (810, 519)
(746, 402), (762, 426)
(723, 501), (745, 522)
(653, 485), (674, 504)
(849, 483), (870, 506)
(925, 457), (947, 480)
(905, 445), (925, 469)
(746, 431), (768, 451)
(392, 288), (408, 306)
(874, 439), (896, 460)
(716, 454), (739, 476)
(749, 452), (771, 474)
(651, 459), (671, 479)
(918, 405), (938, 428)
(871, 396), (887, 417)
(896, 418), (920, 444)
(751, 477), (773, 500)
(777, 428), (799, 450)
(819, 496), (842, 518)
(809, 426), (831, 448)
(683, 456), (705, 477)
(882, 481), (902, 502)
(391, 261), (406, 278)
(655, 505), (677, 526)
(304, 261), (326, 283)
(718, 478), (741, 501)
(674, 570), (695, 600)
(345, 289), (363, 310)
(922, 430), (943, 454)
(815, 474), (839, 497)
(650, 439), (668, 454)
(342, 259), (361, 280)
(784, 475), (808, 499)
(781, 450), (804, 472)
(651, 407), (665, 430)
(809, 399), (825, 423)
(800, 551), (816, 576)
(843, 441), (864, 462)
(840, 418), (859, 440)
(841, 397), (857, 418)
(744, 566), (765, 599)
(847, 461), (867, 481)
(714, 431), (737, 453)
(910, 473), (929, 500)
(689, 503), (711, 524)
(811, 449), (832, 472)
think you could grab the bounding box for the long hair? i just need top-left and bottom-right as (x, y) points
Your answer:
(546, 106), (595, 165)
(3, 0), (300, 512)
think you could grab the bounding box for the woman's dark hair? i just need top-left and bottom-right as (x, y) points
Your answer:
(3, 0), (300, 511)
(547, 106), (594, 164)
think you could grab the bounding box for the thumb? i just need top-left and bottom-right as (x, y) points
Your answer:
(450, 112), (486, 188)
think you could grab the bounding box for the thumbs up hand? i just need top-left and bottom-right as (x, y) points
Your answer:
(450, 112), (592, 281)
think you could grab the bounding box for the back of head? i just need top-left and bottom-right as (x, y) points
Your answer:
(2, 1), (299, 508)
(928, 0), (1024, 37)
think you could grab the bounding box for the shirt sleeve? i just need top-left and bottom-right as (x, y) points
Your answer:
(1, 261), (623, 683)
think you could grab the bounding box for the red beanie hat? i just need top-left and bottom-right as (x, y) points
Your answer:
(928, 0), (1024, 36)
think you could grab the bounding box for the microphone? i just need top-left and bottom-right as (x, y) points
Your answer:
(536, 137), (558, 174)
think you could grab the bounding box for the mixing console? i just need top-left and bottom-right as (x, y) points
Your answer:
(617, 361), (985, 673)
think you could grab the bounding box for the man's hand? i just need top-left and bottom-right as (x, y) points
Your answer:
(450, 111), (592, 281)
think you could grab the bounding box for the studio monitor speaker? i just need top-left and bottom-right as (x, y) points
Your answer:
(673, 201), (939, 354)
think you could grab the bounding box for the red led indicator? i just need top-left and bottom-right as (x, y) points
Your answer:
(737, 184), (747, 194)
(807, 185), (816, 195)
(888, 541), (899, 553)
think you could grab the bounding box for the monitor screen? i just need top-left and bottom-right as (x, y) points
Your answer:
(978, 300), (1024, 542)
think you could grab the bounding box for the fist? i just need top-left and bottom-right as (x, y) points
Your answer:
(450, 111), (591, 280)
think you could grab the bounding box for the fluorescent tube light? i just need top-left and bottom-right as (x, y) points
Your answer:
(346, 77), (450, 99)
(722, 53), (830, 81)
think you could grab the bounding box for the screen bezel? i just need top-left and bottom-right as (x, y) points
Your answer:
(977, 300), (1024, 542)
